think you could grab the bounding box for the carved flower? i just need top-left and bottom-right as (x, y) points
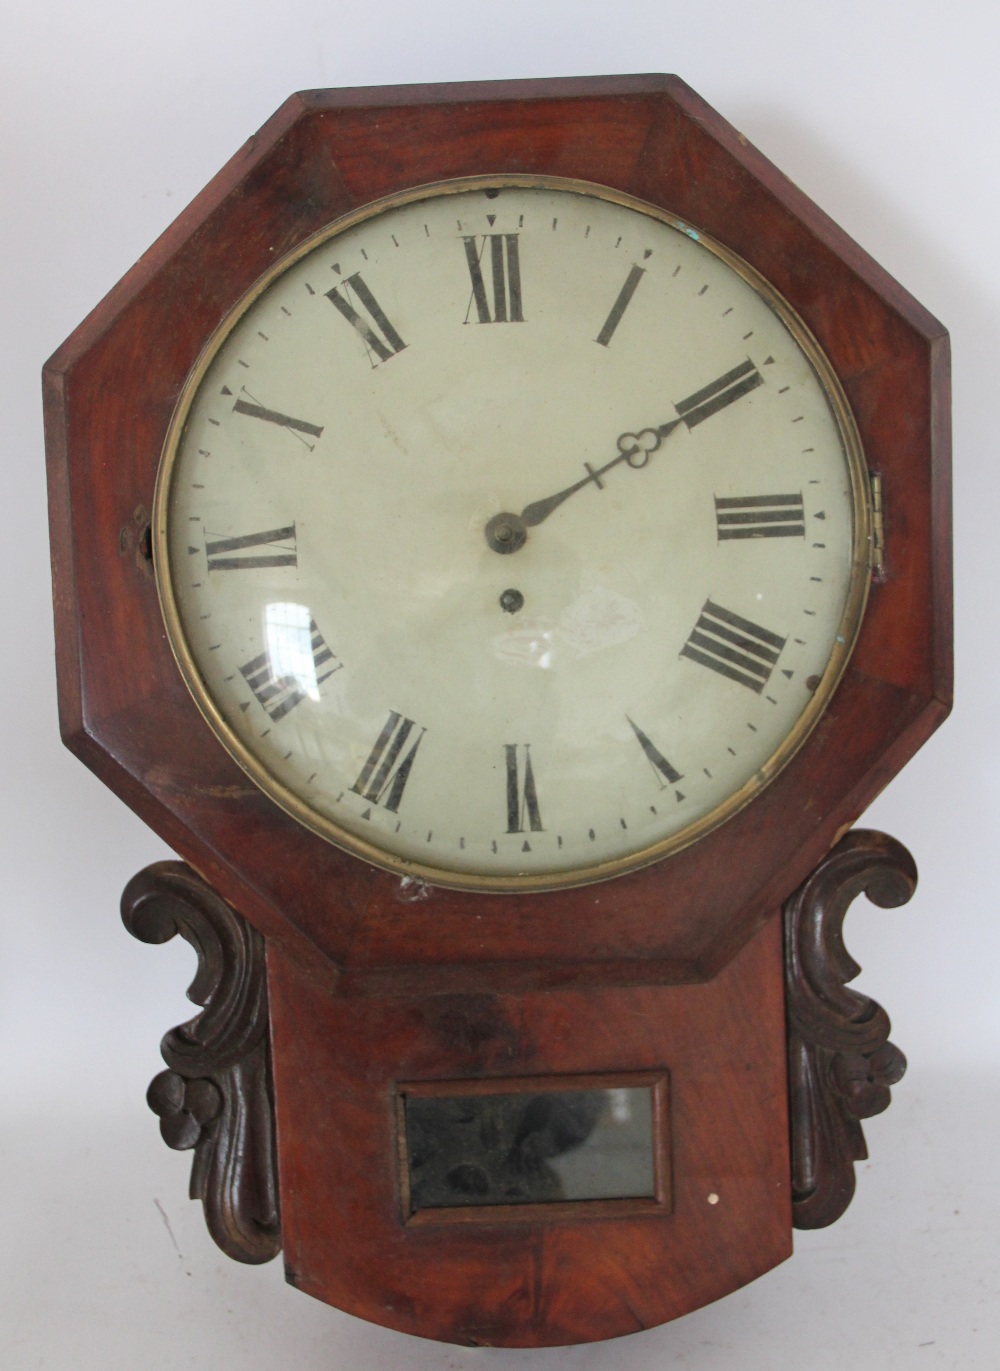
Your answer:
(830, 1042), (907, 1120)
(147, 1069), (222, 1150)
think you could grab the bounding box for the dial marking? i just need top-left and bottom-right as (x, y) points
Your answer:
(206, 524), (297, 571)
(352, 712), (425, 813)
(595, 264), (646, 346)
(327, 273), (407, 365)
(675, 359), (764, 428)
(626, 716), (682, 787)
(504, 744), (543, 833)
(681, 600), (786, 693)
(463, 235), (524, 323)
(714, 493), (805, 540)
(239, 620), (339, 722)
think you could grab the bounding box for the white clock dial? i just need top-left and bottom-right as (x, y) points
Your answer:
(155, 178), (870, 891)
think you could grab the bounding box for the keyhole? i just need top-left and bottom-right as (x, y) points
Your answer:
(500, 589), (524, 614)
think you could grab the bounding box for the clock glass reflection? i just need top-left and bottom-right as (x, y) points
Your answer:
(403, 1083), (656, 1211)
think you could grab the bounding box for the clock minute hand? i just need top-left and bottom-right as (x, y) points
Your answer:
(518, 417), (685, 528)
(483, 359), (763, 553)
(521, 357), (763, 528)
(483, 416), (684, 553)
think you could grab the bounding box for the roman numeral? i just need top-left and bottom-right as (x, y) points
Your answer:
(595, 264), (646, 346)
(715, 493), (805, 540)
(505, 744), (542, 834)
(232, 395), (323, 442)
(463, 235), (524, 323)
(327, 273), (406, 365)
(239, 620), (339, 722)
(680, 600), (786, 693)
(206, 524), (297, 571)
(675, 359), (763, 428)
(626, 716), (682, 786)
(351, 712), (425, 813)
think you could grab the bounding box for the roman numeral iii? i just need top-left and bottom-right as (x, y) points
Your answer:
(352, 712), (425, 813)
(505, 743), (543, 833)
(327, 273), (407, 365)
(463, 235), (524, 323)
(206, 524), (297, 571)
(680, 600), (786, 693)
(715, 493), (805, 540)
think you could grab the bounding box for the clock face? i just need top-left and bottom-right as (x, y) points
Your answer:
(155, 177), (870, 891)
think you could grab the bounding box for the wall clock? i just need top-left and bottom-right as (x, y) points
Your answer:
(44, 75), (950, 1347)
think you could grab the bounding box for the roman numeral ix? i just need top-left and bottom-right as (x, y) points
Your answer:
(681, 600), (786, 693)
(351, 712), (425, 813)
(206, 524), (297, 571)
(715, 493), (805, 540)
(327, 273), (407, 365)
(505, 743), (542, 836)
(240, 621), (339, 722)
(463, 234), (524, 323)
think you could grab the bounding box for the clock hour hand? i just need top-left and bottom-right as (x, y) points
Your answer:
(483, 358), (763, 554)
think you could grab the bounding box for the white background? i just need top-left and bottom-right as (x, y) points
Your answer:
(2, 3), (997, 1367)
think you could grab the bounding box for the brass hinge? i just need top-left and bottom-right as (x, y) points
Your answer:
(870, 471), (885, 578)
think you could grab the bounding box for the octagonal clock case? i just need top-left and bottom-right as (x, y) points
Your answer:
(44, 76), (950, 1348)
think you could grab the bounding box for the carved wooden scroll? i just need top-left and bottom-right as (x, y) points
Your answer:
(121, 862), (281, 1263)
(784, 830), (916, 1230)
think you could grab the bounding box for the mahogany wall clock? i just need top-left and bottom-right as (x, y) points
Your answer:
(44, 75), (951, 1347)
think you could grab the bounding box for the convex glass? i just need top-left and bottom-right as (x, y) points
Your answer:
(156, 179), (870, 890)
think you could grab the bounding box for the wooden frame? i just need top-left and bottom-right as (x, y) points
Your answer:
(44, 75), (950, 992)
(49, 76), (949, 1347)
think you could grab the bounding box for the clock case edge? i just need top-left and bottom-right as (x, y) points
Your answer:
(43, 75), (951, 991)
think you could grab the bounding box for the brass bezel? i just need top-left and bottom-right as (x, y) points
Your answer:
(153, 175), (872, 894)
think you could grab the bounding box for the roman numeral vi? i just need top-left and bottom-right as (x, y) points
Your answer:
(505, 743), (543, 835)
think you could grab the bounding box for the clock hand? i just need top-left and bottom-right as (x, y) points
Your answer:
(519, 417), (684, 528)
(484, 358), (764, 554)
(483, 420), (680, 554)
